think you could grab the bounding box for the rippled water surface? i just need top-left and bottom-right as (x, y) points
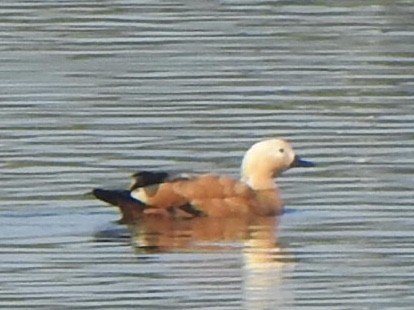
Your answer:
(1, 1), (414, 309)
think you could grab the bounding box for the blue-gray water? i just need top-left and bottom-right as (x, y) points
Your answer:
(1, 1), (414, 309)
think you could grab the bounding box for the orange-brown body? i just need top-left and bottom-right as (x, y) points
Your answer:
(132, 174), (283, 218)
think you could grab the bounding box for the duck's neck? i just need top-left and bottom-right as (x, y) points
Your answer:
(241, 172), (277, 191)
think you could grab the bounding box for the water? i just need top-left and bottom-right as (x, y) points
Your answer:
(1, 0), (414, 309)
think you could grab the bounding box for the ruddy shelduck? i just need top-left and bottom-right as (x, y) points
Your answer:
(92, 138), (314, 222)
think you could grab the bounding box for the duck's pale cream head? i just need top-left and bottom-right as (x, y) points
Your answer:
(241, 138), (313, 190)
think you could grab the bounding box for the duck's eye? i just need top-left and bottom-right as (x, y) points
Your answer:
(279, 148), (285, 153)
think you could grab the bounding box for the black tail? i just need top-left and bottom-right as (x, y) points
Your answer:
(92, 189), (134, 206)
(92, 188), (146, 223)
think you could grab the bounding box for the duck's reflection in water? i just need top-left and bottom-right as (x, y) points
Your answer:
(129, 216), (278, 252)
(131, 216), (263, 252)
(242, 217), (295, 309)
(128, 215), (294, 308)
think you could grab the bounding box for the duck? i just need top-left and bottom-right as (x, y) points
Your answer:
(92, 138), (314, 223)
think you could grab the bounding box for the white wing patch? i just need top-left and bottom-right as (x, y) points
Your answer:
(131, 188), (148, 204)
